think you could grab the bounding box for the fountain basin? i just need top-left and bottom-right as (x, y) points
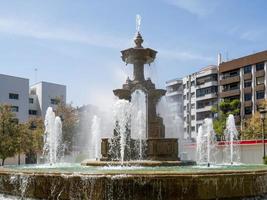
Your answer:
(1, 164), (267, 199)
(81, 159), (196, 167)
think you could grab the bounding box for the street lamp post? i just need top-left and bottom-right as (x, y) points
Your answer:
(259, 109), (267, 160)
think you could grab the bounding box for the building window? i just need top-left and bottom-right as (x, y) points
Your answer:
(244, 80), (252, 88)
(191, 92), (195, 98)
(196, 74), (217, 85)
(196, 86), (218, 97)
(223, 82), (239, 92)
(191, 81), (195, 87)
(256, 62), (264, 71)
(191, 103), (195, 109)
(256, 90), (265, 99)
(244, 106), (252, 115)
(183, 106), (186, 110)
(191, 126), (195, 132)
(29, 110), (37, 115)
(29, 98), (34, 104)
(256, 76), (264, 85)
(222, 70), (239, 79)
(9, 93), (19, 100)
(191, 115), (195, 120)
(11, 118), (19, 124)
(11, 106), (19, 112)
(50, 98), (59, 105)
(244, 93), (252, 101)
(244, 65), (252, 74)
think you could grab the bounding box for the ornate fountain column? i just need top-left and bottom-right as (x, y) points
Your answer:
(101, 31), (178, 161)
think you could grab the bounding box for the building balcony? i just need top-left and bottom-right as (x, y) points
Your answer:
(196, 105), (214, 113)
(256, 99), (264, 106)
(255, 84), (265, 91)
(243, 87), (252, 93)
(220, 76), (240, 85)
(244, 114), (252, 120)
(195, 81), (218, 89)
(196, 93), (218, 101)
(244, 101), (252, 107)
(255, 70), (265, 77)
(166, 91), (183, 96)
(220, 89), (240, 98)
(243, 73), (252, 80)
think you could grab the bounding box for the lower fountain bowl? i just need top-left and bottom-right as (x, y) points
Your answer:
(1, 164), (267, 199)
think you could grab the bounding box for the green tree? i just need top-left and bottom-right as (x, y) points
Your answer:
(0, 105), (19, 166)
(212, 99), (240, 136)
(241, 112), (262, 140)
(17, 117), (44, 164)
(55, 101), (78, 153)
(241, 100), (267, 140)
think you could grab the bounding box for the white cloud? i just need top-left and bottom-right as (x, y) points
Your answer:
(165, 0), (219, 17)
(227, 26), (265, 42)
(240, 30), (265, 42)
(159, 49), (213, 62)
(0, 17), (130, 49)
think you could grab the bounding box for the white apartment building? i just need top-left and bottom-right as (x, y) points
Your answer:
(0, 74), (29, 122)
(0, 74), (66, 122)
(30, 82), (66, 118)
(183, 65), (218, 140)
(165, 78), (184, 135)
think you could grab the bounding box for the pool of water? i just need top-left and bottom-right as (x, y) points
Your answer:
(4, 162), (267, 175)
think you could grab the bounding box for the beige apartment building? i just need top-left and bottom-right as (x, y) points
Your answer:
(219, 50), (267, 121)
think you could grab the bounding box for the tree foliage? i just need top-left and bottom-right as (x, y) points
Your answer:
(18, 117), (44, 155)
(0, 105), (19, 165)
(212, 99), (240, 136)
(0, 104), (44, 165)
(241, 112), (262, 140)
(241, 100), (267, 140)
(55, 101), (78, 153)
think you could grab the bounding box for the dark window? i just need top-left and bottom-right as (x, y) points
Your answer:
(223, 83), (239, 92)
(191, 115), (195, 120)
(196, 111), (212, 121)
(9, 93), (19, 100)
(191, 126), (195, 132)
(256, 62), (264, 71)
(244, 80), (252, 88)
(50, 98), (59, 105)
(11, 118), (19, 124)
(29, 98), (34, 104)
(11, 106), (19, 112)
(222, 70), (239, 79)
(256, 90), (265, 99)
(244, 93), (252, 101)
(196, 86), (218, 97)
(29, 110), (37, 115)
(244, 65), (252, 74)
(196, 74), (217, 85)
(245, 107), (252, 115)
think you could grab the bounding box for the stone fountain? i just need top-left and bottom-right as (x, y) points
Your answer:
(93, 31), (179, 164)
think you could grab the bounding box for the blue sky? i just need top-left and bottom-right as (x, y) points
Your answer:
(0, 0), (266, 108)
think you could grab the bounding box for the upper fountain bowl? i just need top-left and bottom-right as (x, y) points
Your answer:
(121, 32), (157, 65)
